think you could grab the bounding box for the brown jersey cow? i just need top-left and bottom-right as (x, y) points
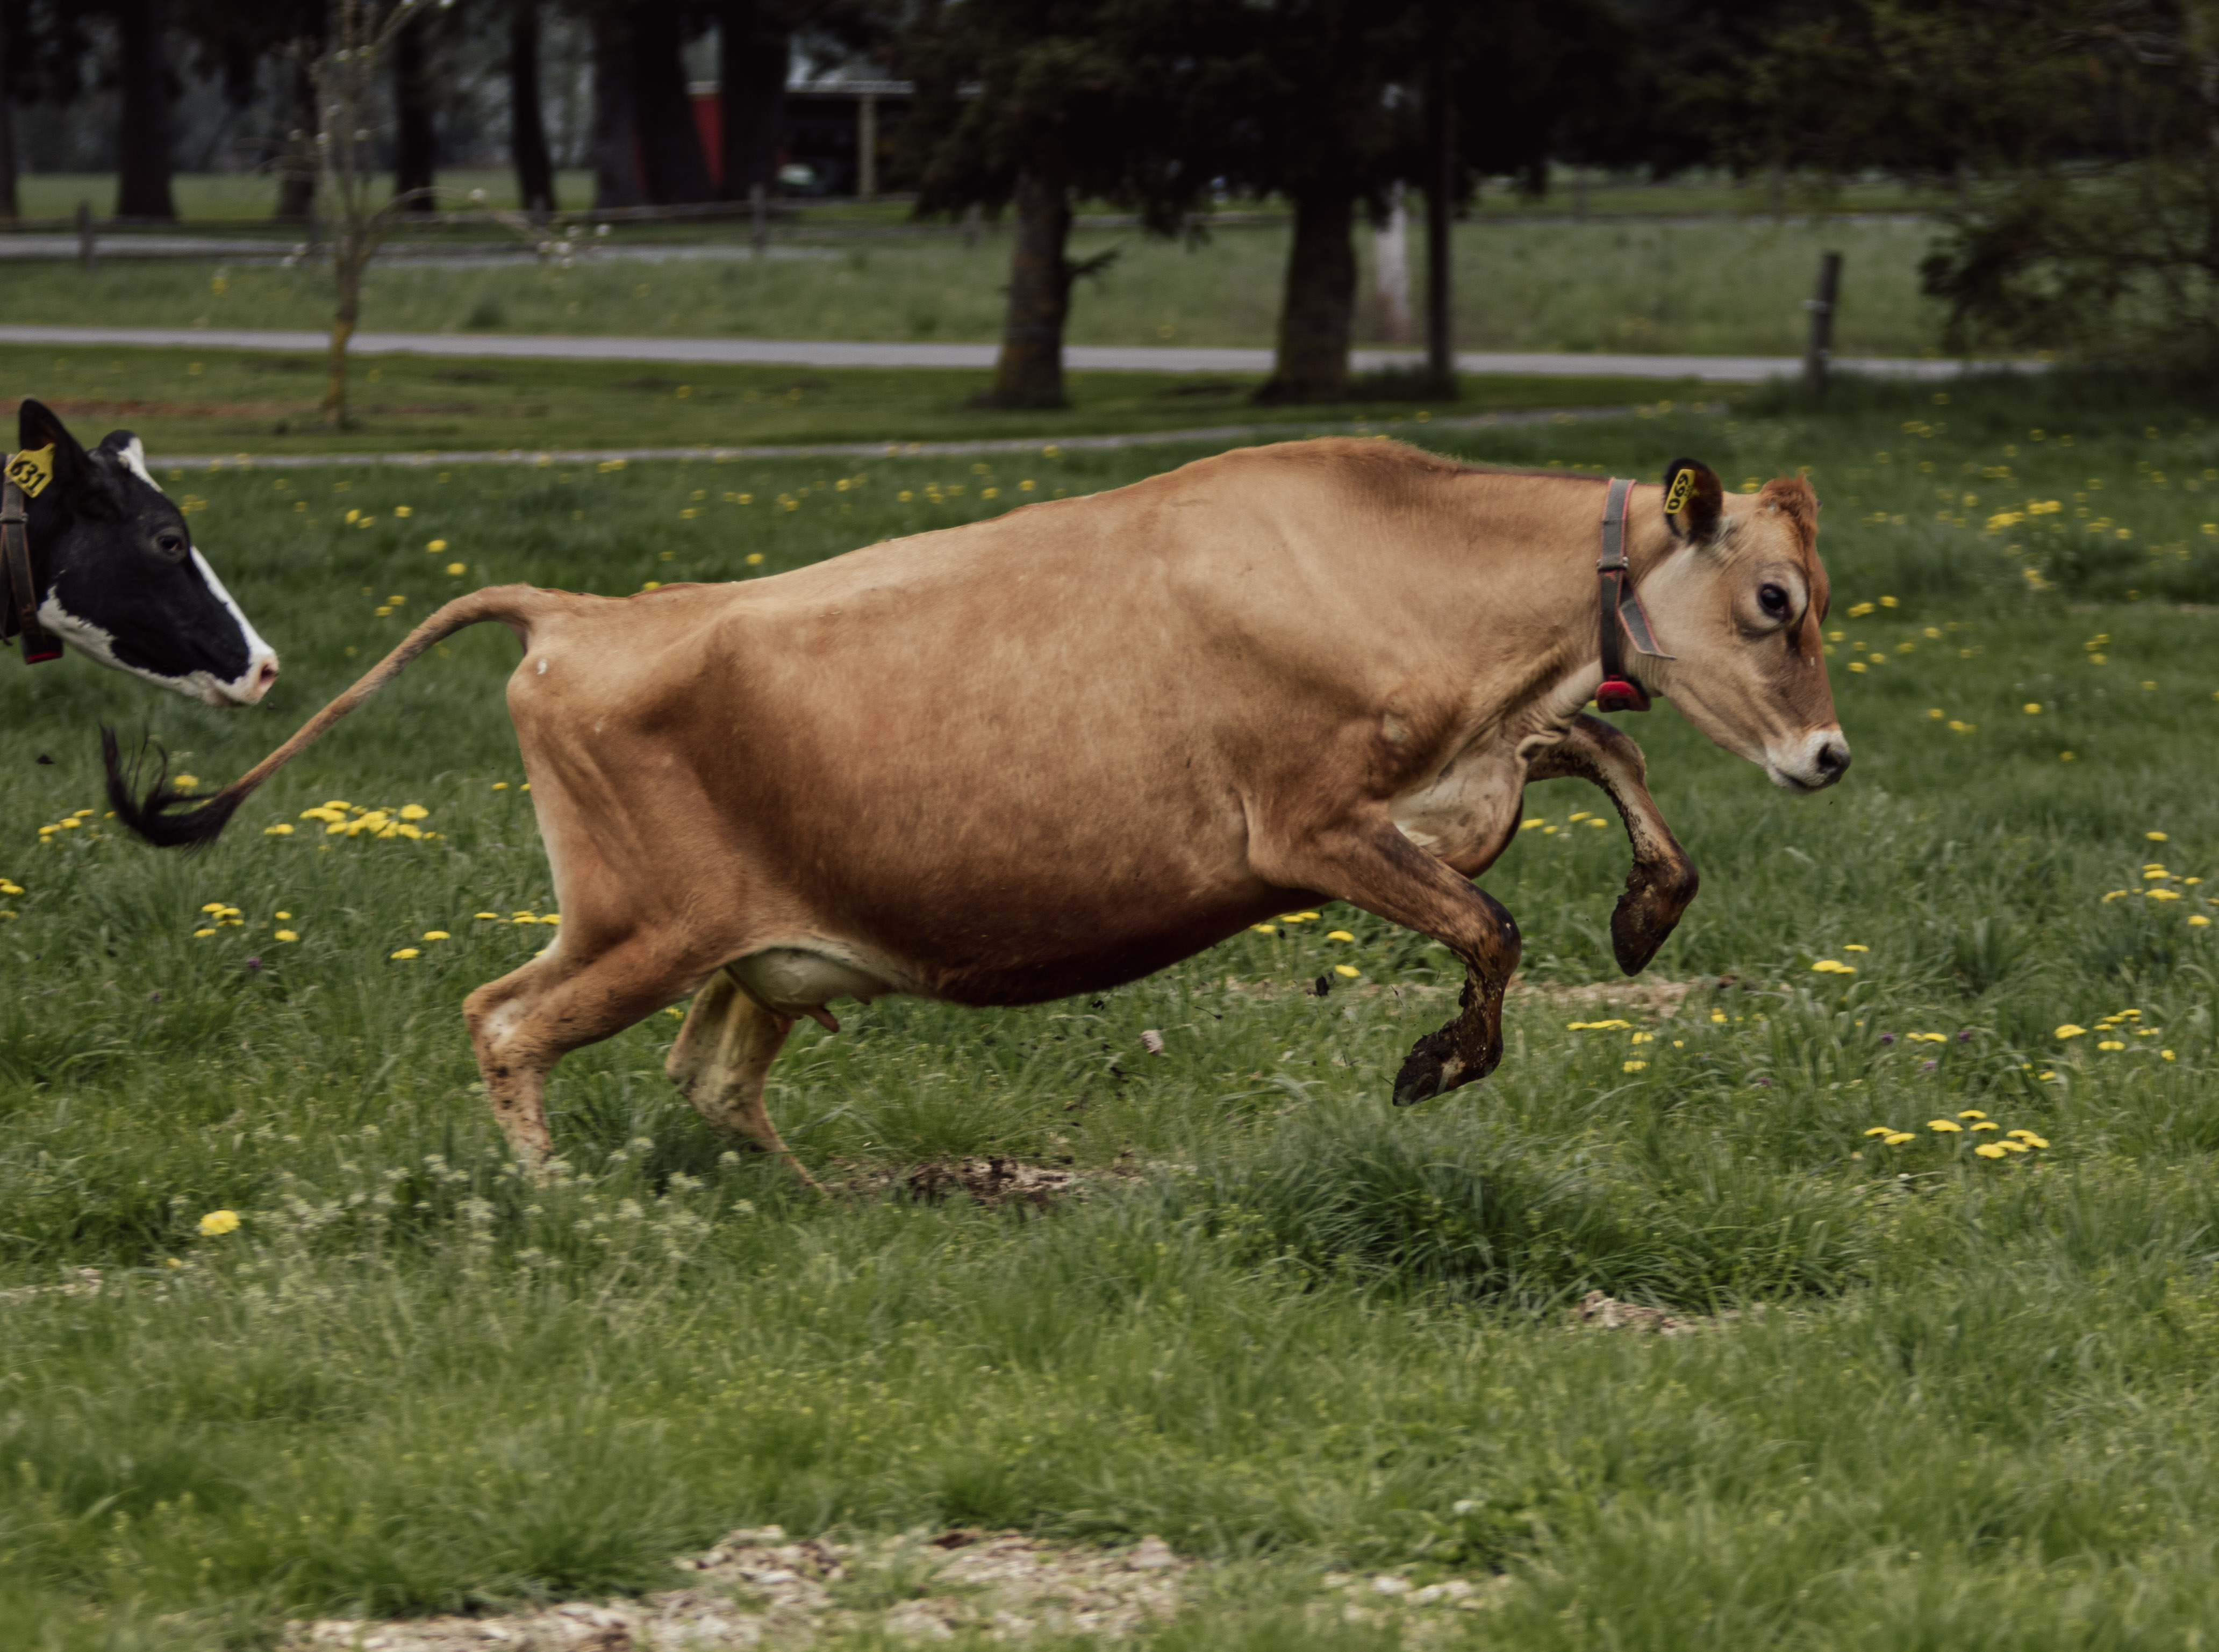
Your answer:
(106, 440), (1844, 1186)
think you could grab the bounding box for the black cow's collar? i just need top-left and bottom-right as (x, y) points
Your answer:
(2, 477), (62, 665)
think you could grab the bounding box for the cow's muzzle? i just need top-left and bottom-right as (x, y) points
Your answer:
(1767, 728), (1851, 793)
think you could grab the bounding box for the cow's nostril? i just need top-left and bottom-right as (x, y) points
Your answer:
(1815, 738), (1850, 777)
(256, 660), (279, 688)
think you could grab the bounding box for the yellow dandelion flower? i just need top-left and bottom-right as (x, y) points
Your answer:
(274, 929), (298, 942)
(1974, 1143), (2008, 1159)
(2098, 1039), (2125, 1050)
(2164, 1050), (2177, 1060)
(422, 930), (450, 940)
(1960, 1110), (1987, 1119)
(197, 1210), (240, 1236)
(1999, 1139), (2030, 1153)
(1333, 964), (1361, 978)
(1863, 1125), (1895, 1137)
(173, 774), (199, 791)
(1623, 1060), (1648, 1072)
(398, 804), (430, 821)
(2023, 702), (2042, 714)
(264, 823), (294, 836)
(2055, 1024), (2086, 1039)
(1884, 1132), (1915, 1146)
(1971, 1122), (2001, 1131)
(428, 538), (448, 552)
(1326, 929), (1356, 942)
(2191, 916), (2211, 928)
(1843, 943), (1870, 952)
(475, 911), (499, 921)
(1710, 1009), (1726, 1023)
(2148, 831), (2170, 842)
(1812, 959), (1856, 974)
(1251, 923), (1277, 935)
(390, 947), (421, 960)
(192, 926), (217, 937)
(1929, 1119), (1964, 1133)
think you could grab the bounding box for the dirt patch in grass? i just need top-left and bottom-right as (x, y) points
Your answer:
(827, 1155), (1144, 1210)
(1211, 973), (1733, 1017)
(287, 1526), (1190, 1649)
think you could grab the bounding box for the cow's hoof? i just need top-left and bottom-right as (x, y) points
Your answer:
(1392, 1034), (1463, 1106)
(1610, 894), (1670, 975)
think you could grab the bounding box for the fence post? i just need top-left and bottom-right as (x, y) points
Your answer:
(77, 200), (97, 274)
(1804, 250), (1842, 397)
(857, 91), (878, 201)
(963, 202), (981, 249)
(750, 182), (767, 256)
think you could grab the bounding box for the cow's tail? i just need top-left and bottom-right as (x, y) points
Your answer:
(104, 584), (555, 850)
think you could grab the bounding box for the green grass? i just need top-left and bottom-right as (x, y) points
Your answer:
(8, 374), (2219, 1647)
(19, 167), (1947, 228)
(6, 214), (1949, 358)
(10, 343), (1694, 456)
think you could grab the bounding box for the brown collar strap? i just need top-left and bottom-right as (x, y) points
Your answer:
(2, 478), (62, 664)
(1594, 475), (1671, 713)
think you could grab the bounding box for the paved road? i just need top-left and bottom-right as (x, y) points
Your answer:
(0, 322), (2023, 383)
(143, 402), (1671, 470)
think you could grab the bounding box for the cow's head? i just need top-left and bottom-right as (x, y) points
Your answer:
(8, 399), (277, 705)
(1634, 458), (1849, 792)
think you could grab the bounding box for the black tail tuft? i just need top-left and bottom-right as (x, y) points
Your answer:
(101, 726), (246, 850)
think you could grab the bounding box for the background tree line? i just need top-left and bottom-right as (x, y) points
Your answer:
(1, 1), (2214, 392)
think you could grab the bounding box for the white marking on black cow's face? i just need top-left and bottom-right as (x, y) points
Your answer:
(25, 424), (280, 706)
(116, 436), (161, 493)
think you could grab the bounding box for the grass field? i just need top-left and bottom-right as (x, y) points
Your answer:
(8, 372), (2219, 1648)
(6, 214), (1948, 358)
(8, 344), (1698, 457)
(14, 168), (1948, 227)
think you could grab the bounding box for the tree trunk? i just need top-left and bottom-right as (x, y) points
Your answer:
(510, 0), (556, 214)
(392, 8), (436, 211)
(589, 6), (646, 209)
(0, 8), (19, 222)
(323, 232), (363, 429)
(982, 169), (1072, 410)
(1258, 186), (1356, 404)
(631, 4), (715, 204)
(717, 0), (787, 199)
(114, 0), (177, 220)
(275, 52), (317, 224)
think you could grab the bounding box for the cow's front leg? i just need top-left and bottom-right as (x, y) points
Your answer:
(1258, 818), (1522, 1106)
(1524, 713), (1699, 975)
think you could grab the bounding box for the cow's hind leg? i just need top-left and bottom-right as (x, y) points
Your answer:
(664, 971), (822, 1193)
(464, 937), (702, 1170)
(1259, 818), (1522, 1107)
(1525, 712), (1700, 975)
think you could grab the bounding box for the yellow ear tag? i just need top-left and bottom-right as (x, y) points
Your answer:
(5, 445), (55, 498)
(1663, 469), (1695, 515)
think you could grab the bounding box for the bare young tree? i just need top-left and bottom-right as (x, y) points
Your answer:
(299, 0), (453, 428)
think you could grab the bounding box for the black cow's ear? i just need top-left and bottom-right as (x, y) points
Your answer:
(1661, 457), (1724, 544)
(17, 399), (90, 486)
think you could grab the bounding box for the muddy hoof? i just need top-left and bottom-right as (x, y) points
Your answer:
(1392, 1032), (1457, 1106)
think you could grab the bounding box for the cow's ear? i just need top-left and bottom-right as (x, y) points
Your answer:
(1662, 457), (1724, 544)
(16, 399), (90, 489)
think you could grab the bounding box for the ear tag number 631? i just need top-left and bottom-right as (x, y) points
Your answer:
(5, 446), (54, 498)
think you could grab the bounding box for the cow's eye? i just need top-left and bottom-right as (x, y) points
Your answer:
(1758, 583), (1792, 620)
(153, 529), (187, 561)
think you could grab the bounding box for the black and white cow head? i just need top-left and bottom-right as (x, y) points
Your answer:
(11, 399), (278, 706)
